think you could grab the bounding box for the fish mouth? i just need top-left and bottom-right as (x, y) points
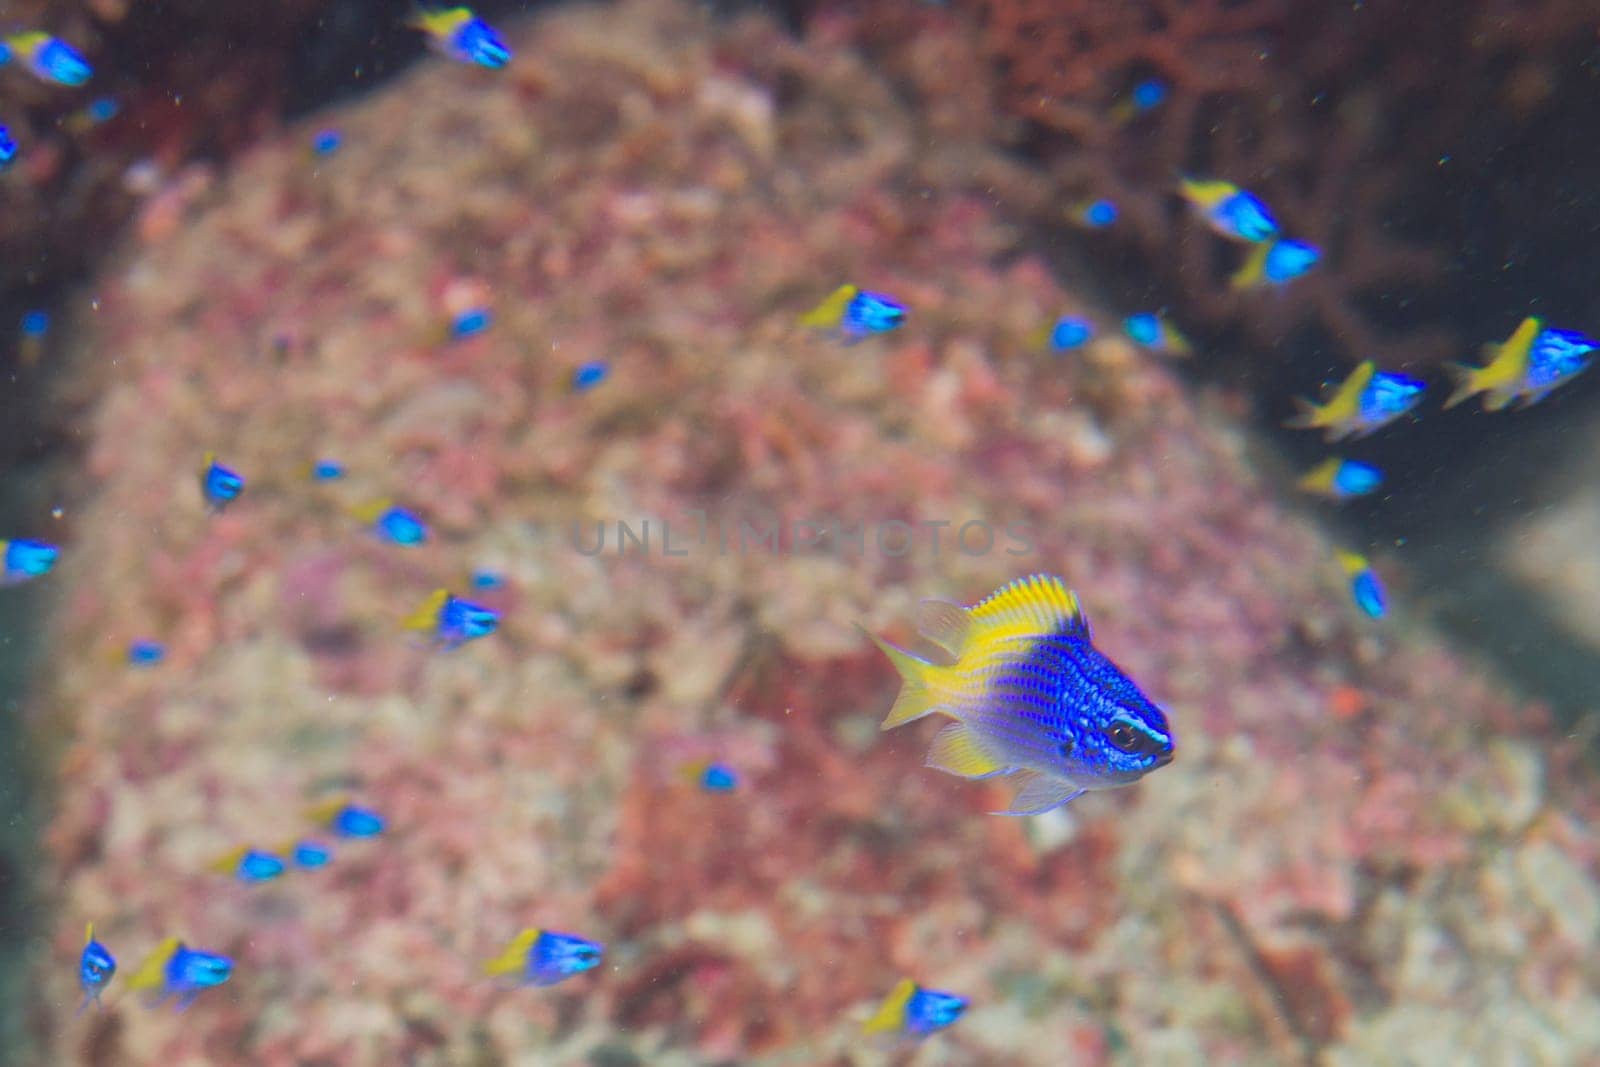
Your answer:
(1153, 747), (1175, 768)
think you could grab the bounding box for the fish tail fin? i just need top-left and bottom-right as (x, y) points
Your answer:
(404, 589), (450, 632)
(349, 498), (392, 525)
(207, 847), (246, 875)
(863, 978), (916, 1036)
(857, 624), (941, 730)
(126, 938), (181, 994)
(799, 285), (857, 330)
(303, 797), (349, 826)
(1229, 243), (1270, 289)
(1283, 395), (1325, 429)
(483, 929), (541, 978)
(1442, 361), (1483, 410)
(1294, 457), (1339, 494)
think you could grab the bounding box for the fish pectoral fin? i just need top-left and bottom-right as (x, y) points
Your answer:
(992, 772), (1085, 817)
(925, 723), (1008, 779)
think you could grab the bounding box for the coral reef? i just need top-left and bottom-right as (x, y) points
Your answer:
(25, 2), (1600, 1064)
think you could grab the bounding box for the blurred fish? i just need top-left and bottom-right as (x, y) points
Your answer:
(1336, 550), (1387, 619)
(288, 840), (332, 869)
(18, 309), (49, 366)
(679, 758), (740, 793)
(308, 459), (345, 481)
(470, 568), (506, 590)
(409, 6), (511, 69)
(863, 574), (1175, 816)
(1, 538), (58, 585)
(1046, 317), (1094, 352)
(311, 128), (342, 157)
(210, 847), (287, 885)
(863, 978), (967, 1041)
(125, 938), (232, 1011)
(1123, 312), (1191, 357)
(1286, 361), (1426, 441)
(801, 284), (907, 342)
(199, 453), (244, 512)
(449, 307), (492, 340)
(0, 32), (92, 86)
(305, 799), (386, 838)
(1445, 316), (1597, 411)
(1068, 198), (1118, 229)
(405, 588), (499, 649)
(1110, 77), (1167, 123)
(1179, 177), (1278, 243)
(352, 500), (429, 545)
(127, 640), (166, 667)
(1230, 238), (1321, 289)
(483, 928), (604, 987)
(62, 96), (118, 134)
(78, 924), (115, 1014)
(1295, 457), (1383, 501)
(572, 360), (609, 392)
(0, 126), (15, 169)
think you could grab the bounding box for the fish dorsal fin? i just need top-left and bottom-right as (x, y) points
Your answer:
(968, 575), (1088, 641)
(925, 723), (1008, 779)
(913, 599), (972, 660)
(994, 771), (1085, 816)
(863, 978), (917, 1035)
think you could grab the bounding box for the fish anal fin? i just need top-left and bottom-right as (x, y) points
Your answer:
(913, 599), (971, 661)
(925, 723), (1007, 780)
(993, 772), (1085, 817)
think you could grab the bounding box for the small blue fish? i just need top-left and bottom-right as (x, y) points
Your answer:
(85, 96), (118, 123)
(864, 575), (1175, 815)
(1123, 312), (1191, 357)
(211, 847), (287, 885)
(1070, 199), (1118, 229)
(310, 459), (345, 481)
(470, 568), (506, 590)
(78, 924), (116, 1013)
(0, 126), (16, 169)
(199, 453), (244, 512)
(1288, 361), (1425, 441)
(1231, 238), (1321, 288)
(20, 310), (49, 337)
(1131, 78), (1167, 111)
(307, 800), (386, 838)
(352, 500), (429, 545)
(1514, 325), (1597, 407)
(1, 538), (58, 585)
(1049, 317), (1094, 351)
(1179, 177), (1279, 243)
(572, 360), (609, 392)
(864, 978), (967, 1041)
(801, 285), (907, 342)
(127, 640), (166, 667)
(1295, 457), (1383, 501)
(404, 588), (498, 649)
(1, 33), (92, 86)
(409, 7), (511, 69)
(311, 128), (342, 157)
(483, 928), (604, 987)
(1336, 550), (1386, 619)
(125, 939), (232, 1011)
(450, 307), (492, 340)
(289, 840), (332, 869)
(698, 761), (739, 792)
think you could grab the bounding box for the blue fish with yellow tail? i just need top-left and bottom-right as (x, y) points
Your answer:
(1446, 316), (1597, 411)
(483, 928), (604, 987)
(209, 847), (287, 885)
(1230, 237), (1321, 289)
(863, 978), (967, 1041)
(1122, 312), (1191, 357)
(0, 126), (16, 170)
(125, 938), (232, 1011)
(287, 839), (332, 869)
(1, 538), (58, 585)
(305, 799), (386, 838)
(352, 500), (429, 545)
(1179, 177), (1279, 243)
(78, 924), (116, 1013)
(1, 32), (92, 86)
(1068, 198), (1118, 229)
(1295, 457), (1383, 501)
(801, 284), (907, 343)
(1336, 550), (1387, 619)
(863, 575), (1174, 816)
(199, 453), (244, 512)
(405, 588), (498, 649)
(408, 6), (510, 68)
(1286, 361), (1426, 442)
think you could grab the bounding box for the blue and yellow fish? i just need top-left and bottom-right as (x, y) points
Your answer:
(863, 575), (1175, 816)
(1230, 237), (1321, 289)
(1295, 457), (1383, 501)
(572, 360), (609, 392)
(306, 799), (386, 838)
(127, 640), (166, 667)
(0, 126), (15, 170)
(311, 128), (342, 157)
(352, 500), (428, 545)
(0, 32), (92, 86)
(1179, 177), (1279, 243)
(863, 978), (967, 1041)
(679, 758), (740, 793)
(449, 307), (492, 340)
(78, 924), (115, 1013)
(1445, 316), (1597, 411)
(470, 568), (506, 590)
(409, 7), (511, 69)
(483, 928), (604, 987)
(125, 938), (232, 1011)
(210, 847), (287, 885)
(1068, 199), (1118, 229)
(405, 588), (498, 649)
(1336, 550), (1386, 619)
(1110, 77), (1167, 123)
(1, 538), (58, 585)
(288, 839), (332, 869)
(308, 459), (345, 481)
(1123, 312), (1191, 357)
(1286, 361), (1426, 441)
(800, 284), (907, 343)
(199, 453), (244, 512)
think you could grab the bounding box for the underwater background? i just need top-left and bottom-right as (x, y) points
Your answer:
(3, 0), (1600, 1063)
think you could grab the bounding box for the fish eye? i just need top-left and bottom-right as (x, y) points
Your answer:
(1103, 720), (1165, 757)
